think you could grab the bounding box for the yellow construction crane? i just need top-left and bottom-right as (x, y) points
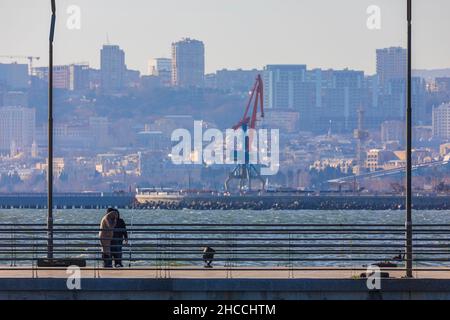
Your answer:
(0, 55), (41, 75)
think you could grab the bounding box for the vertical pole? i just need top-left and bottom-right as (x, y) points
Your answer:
(405, 0), (413, 278)
(47, 0), (56, 259)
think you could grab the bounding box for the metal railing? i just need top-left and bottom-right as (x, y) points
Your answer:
(1, 223), (450, 274)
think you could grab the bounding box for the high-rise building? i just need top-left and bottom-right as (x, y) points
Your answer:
(432, 103), (450, 140)
(377, 77), (427, 124)
(88, 68), (101, 89)
(35, 66), (65, 88)
(263, 65), (307, 110)
(35, 64), (90, 91)
(0, 106), (36, 152)
(53, 65), (71, 89)
(148, 58), (172, 86)
(0, 63), (29, 90)
(263, 65), (366, 133)
(100, 45), (125, 91)
(171, 38), (205, 87)
(319, 69), (366, 132)
(376, 47), (407, 89)
(305, 68), (335, 126)
(69, 64), (90, 91)
(370, 47), (426, 127)
(214, 69), (260, 92)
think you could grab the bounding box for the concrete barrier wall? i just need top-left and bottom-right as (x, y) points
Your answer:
(1, 278), (450, 300)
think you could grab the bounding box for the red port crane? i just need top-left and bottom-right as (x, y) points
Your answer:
(225, 74), (266, 193)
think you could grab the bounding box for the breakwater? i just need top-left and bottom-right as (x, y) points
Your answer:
(1, 193), (450, 210)
(138, 194), (449, 210)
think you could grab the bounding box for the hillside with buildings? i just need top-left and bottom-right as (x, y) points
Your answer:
(1, 43), (450, 193)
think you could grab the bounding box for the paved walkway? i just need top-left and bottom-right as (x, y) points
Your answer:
(0, 267), (449, 279)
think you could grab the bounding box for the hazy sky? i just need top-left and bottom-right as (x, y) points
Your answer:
(0, 0), (449, 75)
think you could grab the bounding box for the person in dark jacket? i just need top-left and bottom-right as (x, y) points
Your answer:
(203, 246), (215, 268)
(111, 211), (128, 268)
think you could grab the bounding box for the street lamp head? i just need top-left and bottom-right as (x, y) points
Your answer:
(49, 1), (56, 42)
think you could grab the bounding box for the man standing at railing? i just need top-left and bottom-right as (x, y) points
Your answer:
(111, 211), (128, 268)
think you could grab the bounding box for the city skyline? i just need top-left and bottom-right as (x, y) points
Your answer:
(1, 0), (450, 74)
(2, 39), (447, 81)
(0, 0), (449, 195)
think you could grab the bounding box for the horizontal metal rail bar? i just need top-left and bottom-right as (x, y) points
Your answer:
(1, 244), (414, 249)
(4, 223), (450, 227)
(0, 250), (447, 255)
(0, 234), (450, 242)
(0, 267), (425, 271)
(0, 257), (416, 262)
(0, 227), (413, 231)
(0, 251), (412, 256)
(0, 223), (412, 227)
(0, 257), (435, 262)
(0, 243), (450, 249)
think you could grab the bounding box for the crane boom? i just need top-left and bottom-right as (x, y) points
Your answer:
(232, 74), (264, 130)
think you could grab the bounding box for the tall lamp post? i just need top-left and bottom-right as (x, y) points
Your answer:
(47, 0), (56, 259)
(405, 0), (413, 278)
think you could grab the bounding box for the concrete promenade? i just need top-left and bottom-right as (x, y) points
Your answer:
(2, 267), (450, 300)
